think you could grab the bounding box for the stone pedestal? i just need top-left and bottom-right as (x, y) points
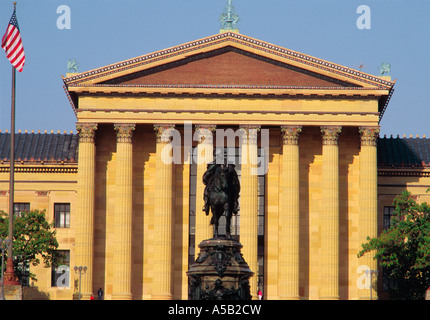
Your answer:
(187, 237), (253, 300)
(4, 285), (22, 300)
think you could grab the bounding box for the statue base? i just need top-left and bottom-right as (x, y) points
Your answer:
(187, 237), (253, 300)
(2, 285), (22, 300)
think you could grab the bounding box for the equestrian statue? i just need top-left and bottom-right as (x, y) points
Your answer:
(202, 151), (240, 238)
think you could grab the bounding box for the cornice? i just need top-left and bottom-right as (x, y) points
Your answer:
(0, 164), (78, 174)
(69, 84), (388, 96)
(378, 168), (430, 177)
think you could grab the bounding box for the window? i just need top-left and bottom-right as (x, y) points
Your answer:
(383, 206), (394, 230)
(14, 202), (30, 217)
(54, 203), (70, 228)
(16, 261), (30, 287)
(382, 206), (396, 292)
(51, 250), (70, 287)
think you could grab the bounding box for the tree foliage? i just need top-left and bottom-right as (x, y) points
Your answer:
(0, 209), (65, 282)
(358, 190), (430, 299)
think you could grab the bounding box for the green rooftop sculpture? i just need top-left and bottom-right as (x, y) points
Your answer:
(219, 0), (240, 33)
(67, 58), (79, 73)
(378, 62), (391, 76)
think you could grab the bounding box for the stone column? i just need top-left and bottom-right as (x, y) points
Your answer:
(239, 125), (260, 300)
(75, 122), (98, 300)
(112, 123), (136, 300)
(195, 125), (216, 247)
(152, 124), (175, 300)
(279, 126), (302, 300)
(358, 126), (380, 300)
(320, 126), (341, 300)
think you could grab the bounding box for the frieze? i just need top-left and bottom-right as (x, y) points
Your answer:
(76, 107), (380, 118)
(35, 191), (49, 197)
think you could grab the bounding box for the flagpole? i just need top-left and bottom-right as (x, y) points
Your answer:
(8, 65), (15, 258)
(4, 2), (20, 286)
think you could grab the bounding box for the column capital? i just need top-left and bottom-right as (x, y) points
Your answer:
(195, 124), (216, 143)
(281, 126), (302, 145)
(321, 126), (342, 145)
(114, 123), (136, 143)
(195, 124), (216, 131)
(76, 123), (98, 143)
(359, 126), (380, 147)
(154, 124), (175, 143)
(240, 125), (260, 144)
(239, 124), (261, 131)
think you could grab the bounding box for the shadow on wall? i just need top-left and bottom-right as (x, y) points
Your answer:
(22, 286), (50, 300)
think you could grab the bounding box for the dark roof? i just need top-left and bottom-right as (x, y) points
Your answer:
(378, 136), (430, 168)
(0, 132), (78, 164)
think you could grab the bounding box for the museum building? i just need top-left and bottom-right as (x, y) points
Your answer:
(1, 23), (428, 300)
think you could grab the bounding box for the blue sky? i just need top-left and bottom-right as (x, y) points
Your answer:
(0, 0), (429, 137)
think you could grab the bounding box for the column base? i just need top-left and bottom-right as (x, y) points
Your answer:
(319, 295), (339, 300)
(112, 293), (133, 300)
(151, 293), (173, 300)
(359, 295), (378, 300)
(279, 294), (301, 300)
(79, 292), (94, 300)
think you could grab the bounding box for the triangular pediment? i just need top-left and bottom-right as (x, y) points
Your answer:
(100, 46), (355, 88)
(63, 32), (395, 118)
(64, 32), (394, 90)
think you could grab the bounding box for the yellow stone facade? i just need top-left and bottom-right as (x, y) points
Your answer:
(0, 32), (405, 300)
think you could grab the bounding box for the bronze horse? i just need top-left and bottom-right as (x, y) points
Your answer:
(203, 161), (240, 238)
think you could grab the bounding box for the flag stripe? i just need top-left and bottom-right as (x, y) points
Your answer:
(14, 56), (25, 71)
(6, 34), (21, 57)
(12, 52), (25, 67)
(1, 10), (25, 72)
(5, 30), (20, 56)
(7, 37), (23, 58)
(10, 47), (24, 64)
(3, 27), (18, 50)
(3, 26), (17, 49)
(3, 27), (25, 70)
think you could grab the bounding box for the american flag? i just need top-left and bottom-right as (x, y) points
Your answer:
(1, 9), (25, 72)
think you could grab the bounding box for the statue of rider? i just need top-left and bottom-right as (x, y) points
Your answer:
(202, 149), (240, 215)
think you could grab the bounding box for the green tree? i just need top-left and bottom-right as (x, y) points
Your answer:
(0, 209), (65, 283)
(358, 190), (430, 299)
